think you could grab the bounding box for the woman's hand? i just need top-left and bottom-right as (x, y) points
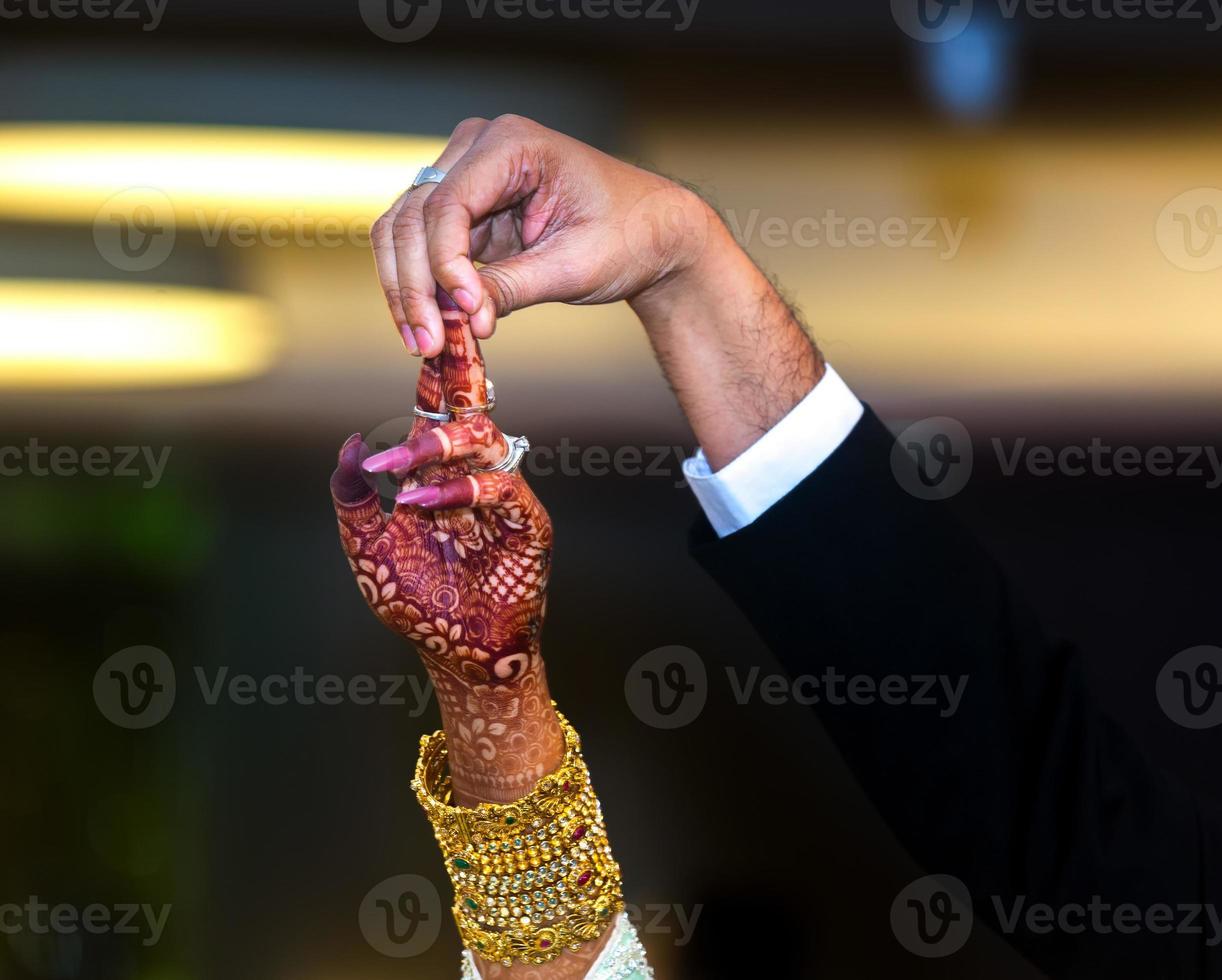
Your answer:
(371, 114), (714, 356)
(330, 290), (563, 806)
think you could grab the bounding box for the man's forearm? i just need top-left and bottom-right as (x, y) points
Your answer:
(629, 202), (824, 471)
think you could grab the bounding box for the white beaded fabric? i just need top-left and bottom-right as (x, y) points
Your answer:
(460, 912), (653, 979)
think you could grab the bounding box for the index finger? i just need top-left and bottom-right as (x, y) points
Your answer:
(422, 115), (545, 326)
(437, 285), (488, 412)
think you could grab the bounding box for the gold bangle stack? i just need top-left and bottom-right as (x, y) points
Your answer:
(412, 708), (625, 967)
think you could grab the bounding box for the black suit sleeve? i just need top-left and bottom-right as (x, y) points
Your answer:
(690, 406), (1221, 978)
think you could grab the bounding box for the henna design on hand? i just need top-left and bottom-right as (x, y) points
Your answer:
(331, 288), (562, 803)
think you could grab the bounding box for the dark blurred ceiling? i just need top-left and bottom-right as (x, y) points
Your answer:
(5, 0), (1222, 103)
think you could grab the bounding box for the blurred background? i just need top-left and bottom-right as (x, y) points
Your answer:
(2, 1), (1221, 977)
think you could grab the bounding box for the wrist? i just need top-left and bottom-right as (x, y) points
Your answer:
(426, 657), (566, 807)
(630, 212), (824, 471)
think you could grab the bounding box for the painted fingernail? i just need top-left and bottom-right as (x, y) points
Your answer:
(396, 485), (442, 507)
(399, 324), (419, 355)
(413, 326), (432, 353)
(452, 288), (477, 313)
(363, 446), (412, 473)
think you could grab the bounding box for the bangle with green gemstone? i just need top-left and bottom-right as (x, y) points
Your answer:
(412, 707), (625, 967)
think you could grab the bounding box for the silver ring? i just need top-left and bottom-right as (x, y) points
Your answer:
(410, 165), (447, 191)
(474, 434), (529, 474)
(414, 405), (451, 423)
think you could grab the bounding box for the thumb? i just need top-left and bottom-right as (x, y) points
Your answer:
(476, 248), (570, 319)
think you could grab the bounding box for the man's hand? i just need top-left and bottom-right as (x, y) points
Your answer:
(378, 114), (824, 472)
(372, 114), (710, 355)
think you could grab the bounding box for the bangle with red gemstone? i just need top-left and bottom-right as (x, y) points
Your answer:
(413, 707), (625, 967)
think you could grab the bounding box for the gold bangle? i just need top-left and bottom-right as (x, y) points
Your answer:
(412, 708), (625, 967)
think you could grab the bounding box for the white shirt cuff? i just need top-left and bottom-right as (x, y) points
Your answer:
(682, 364), (863, 538)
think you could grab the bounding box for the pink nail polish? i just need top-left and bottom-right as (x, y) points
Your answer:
(363, 446), (411, 474)
(413, 327), (431, 352)
(399, 324), (419, 355)
(452, 288), (477, 313)
(396, 485), (441, 507)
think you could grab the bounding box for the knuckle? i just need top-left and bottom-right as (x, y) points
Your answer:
(391, 202), (425, 242)
(370, 214), (396, 244)
(398, 282), (436, 311)
(450, 116), (489, 141)
(492, 112), (532, 131)
(420, 191), (457, 223)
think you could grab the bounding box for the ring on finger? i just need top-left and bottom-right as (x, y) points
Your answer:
(414, 405), (451, 423)
(447, 379), (497, 417)
(409, 165), (447, 192)
(474, 434), (529, 474)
